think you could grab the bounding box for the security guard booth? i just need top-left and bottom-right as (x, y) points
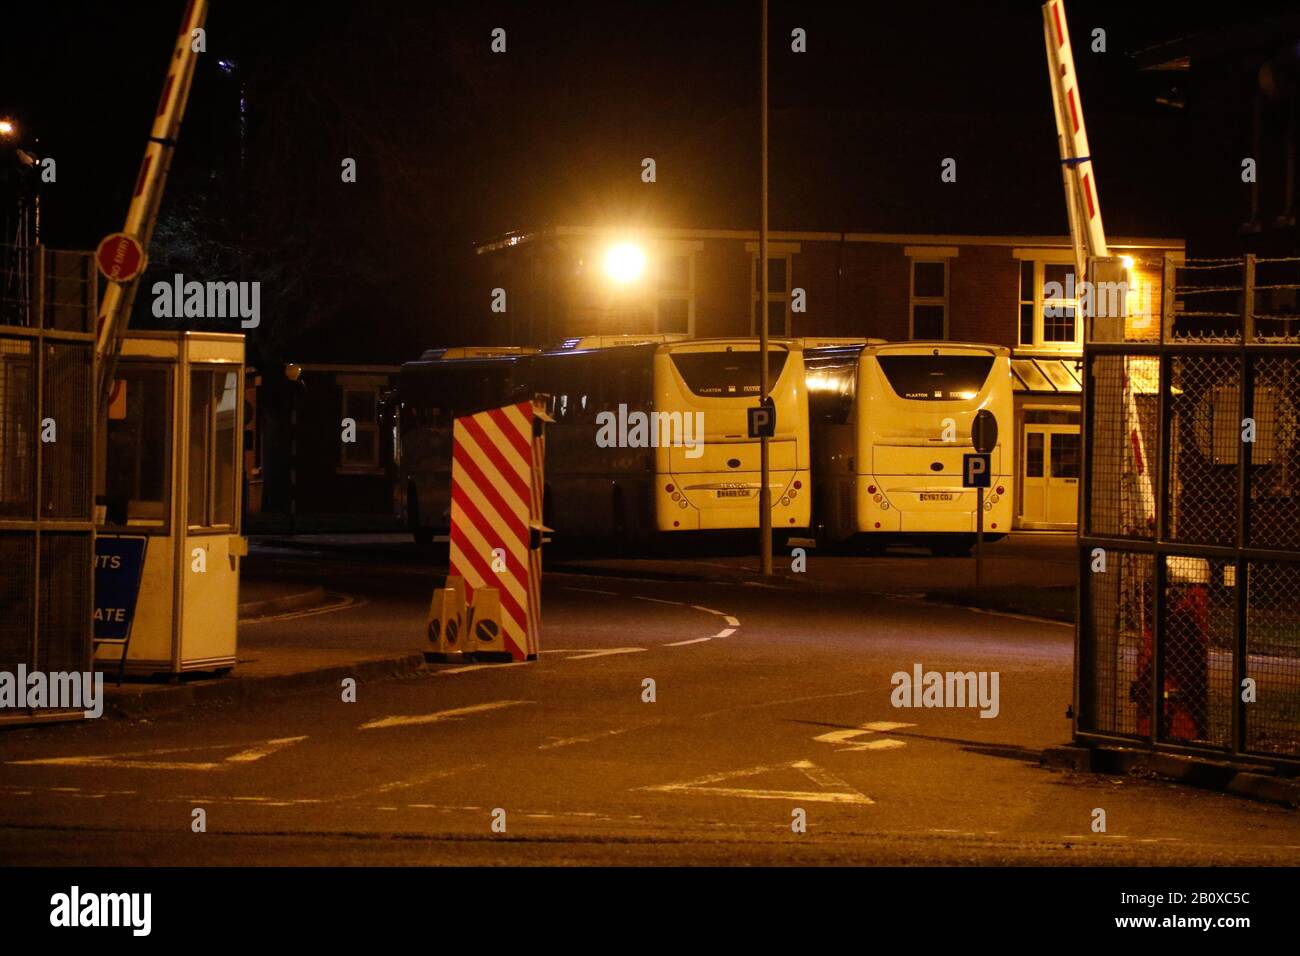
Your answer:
(95, 331), (245, 676)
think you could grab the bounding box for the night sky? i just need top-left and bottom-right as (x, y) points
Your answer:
(1, 0), (1286, 364)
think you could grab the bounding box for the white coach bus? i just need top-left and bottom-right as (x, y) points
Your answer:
(805, 341), (1014, 555)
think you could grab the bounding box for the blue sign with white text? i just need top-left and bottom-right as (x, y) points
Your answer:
(963, 453), (991, 488)
(94, 536), (147, 643)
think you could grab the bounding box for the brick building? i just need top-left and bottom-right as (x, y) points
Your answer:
(475, 226), (1184, 529)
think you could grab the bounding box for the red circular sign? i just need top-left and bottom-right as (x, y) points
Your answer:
(95, 232), (146, 282)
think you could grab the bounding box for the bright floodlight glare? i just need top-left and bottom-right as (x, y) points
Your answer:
(0, 119), (15, 137)
(604, 242), (646, 283)
(1121, 255), (1134, 270)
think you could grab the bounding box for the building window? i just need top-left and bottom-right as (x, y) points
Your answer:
(751, 254), (792, 336)
(909, 259), (948, 339)
(187, 367), (240, 530)
(341, 385), (380, 470)
(656, 253), (694, 334)
(104, 364), (172, 529)
(1017, 256), (1082, 351)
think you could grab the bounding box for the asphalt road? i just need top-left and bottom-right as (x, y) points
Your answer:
(1, 541), (1297, 865)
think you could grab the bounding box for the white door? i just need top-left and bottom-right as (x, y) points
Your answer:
(1022, 424), (1080, 526)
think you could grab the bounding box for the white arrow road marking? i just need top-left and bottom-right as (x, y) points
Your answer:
(562, 647), (647, 661)
(8, 736), (308, 772)
(640, 759), (873, 805)
(711, 627), (736, 639)
(813, 721), (915, 752)
(664, 637), (711, 647)
(359, 699), (532, 730)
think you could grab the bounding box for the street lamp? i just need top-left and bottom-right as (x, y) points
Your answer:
(603, 242), (646, 284)
(0, 118), (17, 138)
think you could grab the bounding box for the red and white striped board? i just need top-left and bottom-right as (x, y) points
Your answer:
(448, 399), (545, 661)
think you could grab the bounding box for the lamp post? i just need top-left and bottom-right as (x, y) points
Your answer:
(758, 0), (773, 577)
(284, 363), (306, 534)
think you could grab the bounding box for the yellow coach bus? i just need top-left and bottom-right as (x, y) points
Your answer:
(806, 341), (1014, 555)
(653, 338), (810, 536)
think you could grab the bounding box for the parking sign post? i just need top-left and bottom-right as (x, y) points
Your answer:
(966, 410), (998, 589)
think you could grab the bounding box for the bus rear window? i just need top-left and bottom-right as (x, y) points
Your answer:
(877, 355), (994, 401)
(669, 351), (788, 397)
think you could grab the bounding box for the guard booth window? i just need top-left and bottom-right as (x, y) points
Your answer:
(188, 368), (239, 529)
(104, 366), (171, 529)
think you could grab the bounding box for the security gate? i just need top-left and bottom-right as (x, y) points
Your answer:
(0, 244), (97, 722)
(1077, 254), (1300, 769)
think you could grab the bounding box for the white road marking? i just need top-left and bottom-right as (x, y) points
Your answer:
(359, 699), (531, 730)
(846, 738), (907, 751)
(640, 759), (873, 805)
(966, 605), (1073, 627)
(698, 688), (871, 720)
(562, 647), (646, 661)
(539, 727), (636, 750)
(561, 586), (619, 596)
(240, 596), (359, 624)
(861, 721), (915, 732)
(435, 661), (532, 675)
(724, 616), (740, 627)
(8, 736), (308, 772)
(711, 627), (736, 639)
(813, 721), (915, 752)
(691, 605), (728, 616)
(814, 728), (875, 746)
(633, 595), (686, 607)
(664, 637), (711, 647)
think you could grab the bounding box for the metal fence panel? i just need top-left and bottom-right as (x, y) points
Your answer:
(0, 244), (96, 707)
(1079, 255), (1300, 770)
(1080, 549), (1150, 738)
(0, 335), (35, 519)
(40, 340), (93, 520)
(0, 533), (36, 673)
(1249, 355), (1300, 549)
(1246, 561), (1300, 758)
(1168, 354), (1240, 547)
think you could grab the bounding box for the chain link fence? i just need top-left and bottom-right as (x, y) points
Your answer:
(0, 245), (96, 720)
(1079, 255), (1300, 769)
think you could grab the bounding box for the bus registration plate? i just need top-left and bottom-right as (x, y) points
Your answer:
(717, 488), (751, 498)
(920, 492), (954, 502)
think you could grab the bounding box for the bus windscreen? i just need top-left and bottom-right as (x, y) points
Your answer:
(877, 354), (994, 401)
(669, 351), (788, 397)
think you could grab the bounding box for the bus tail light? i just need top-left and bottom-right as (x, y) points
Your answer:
(995, 485), (1005, 495)
(793, 480), (802, 490)
(665, 484), (674, 494)
(867, 484), (877, 494)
